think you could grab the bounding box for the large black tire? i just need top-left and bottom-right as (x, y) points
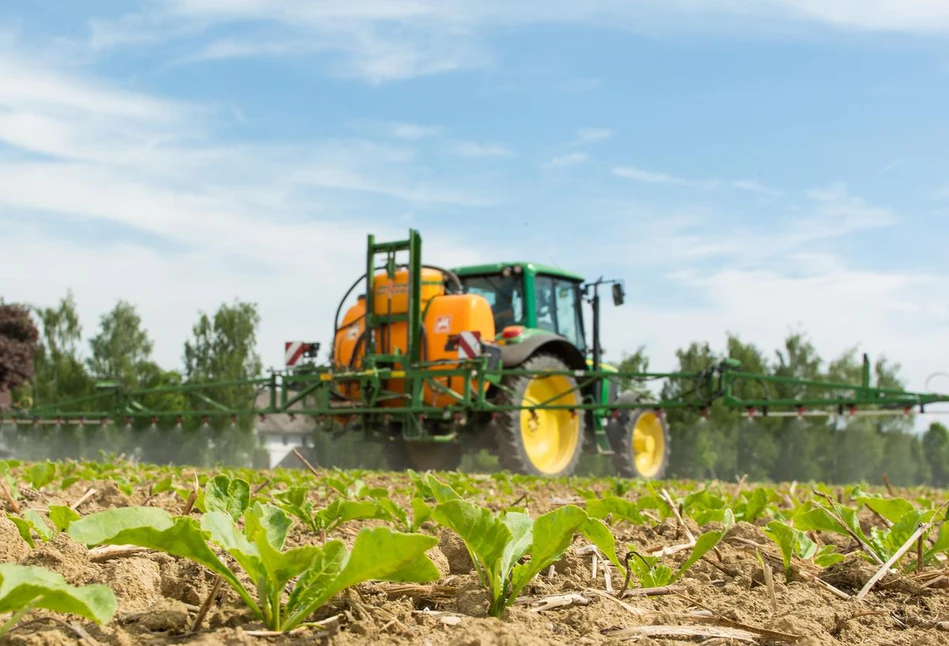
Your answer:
(607, 391), (671, 480)
(495, 353), (585, 477)
(384, 437), (464, 472)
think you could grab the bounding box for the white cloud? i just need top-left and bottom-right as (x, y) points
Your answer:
(71, 1), (949, 85)
(543, 152), (587, 169)
(449, 141), (512, 158)
(575, 128), (612, 145)
(600, 263), (949, 404)
(613, 165), (779, 195)
(589, 190), (949, 418)
(0, 48), (507, 371)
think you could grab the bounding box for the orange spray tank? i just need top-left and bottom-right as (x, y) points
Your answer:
(333, 267), (496, 408)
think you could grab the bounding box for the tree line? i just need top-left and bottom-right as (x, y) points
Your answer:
(613, 335), (949, 488)
(0, 292), (265, 467)
(1, 293), (948, 486)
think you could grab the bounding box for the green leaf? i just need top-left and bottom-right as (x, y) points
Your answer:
(924, 522), (949, 561)
(508, 506), (590, 603)
(245, 503), (292, 551)
(815, 545), (845, 567)
(586, 496), (647, 525)
(69, 507), (257, 618)
(738, 488), (770, 523)
(6, 514), (35, 548)
(423, 474), (463, 503)
(205, 475), (251, 521)
(431, 499), (511, 586)
(581, 517), (625, 574)
(409, 498), (432, 531)
(862, 497), (917, 526)
(283, 527), (438, 631)
(27, 462), (57, 491)
(22, 511), (54, 542)
(792, 507), (847, 535)
(48, 506), (81, 533)
(151, 478), (174, 495)
(0, 564), (116, 633)
(671, 510), (734, 583)
(625, 548), (673, 588)
(377, 498), (409, 529)
(285, 541), (348, 616)
(499, 512), (533, 581)
(764, 520), (815, 582)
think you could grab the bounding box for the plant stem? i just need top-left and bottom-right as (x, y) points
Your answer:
(0, 600), (39, 639)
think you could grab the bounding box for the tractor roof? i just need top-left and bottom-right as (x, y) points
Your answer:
(451, 261), (585, 282)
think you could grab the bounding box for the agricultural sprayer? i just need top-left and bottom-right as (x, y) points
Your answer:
(5, 229), (949, 478)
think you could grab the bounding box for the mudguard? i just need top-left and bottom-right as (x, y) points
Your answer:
(499, 334), (588, 372)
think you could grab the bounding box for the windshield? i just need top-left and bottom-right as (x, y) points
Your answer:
(460, 273), (525, 332)
(534, 275), (586, 351)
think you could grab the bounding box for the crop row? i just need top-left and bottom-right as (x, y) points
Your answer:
(1, 457), (948, 638)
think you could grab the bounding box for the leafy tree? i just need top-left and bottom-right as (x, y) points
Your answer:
(726, 335), (777, 481)
(183, 301), (263, 465)
(771, 333), (830, 482)
(615, 345), (650, 396)
(660, 341), (720, 479)
(31, 292), (94, 408)
(923, 422), (949, 487)
(87, 300), (154, 387)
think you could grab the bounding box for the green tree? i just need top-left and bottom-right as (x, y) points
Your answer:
(183, 301), (263, 466)
(87, 300), (154, 387)
(661, 341), (720, 479)
(726, 335), (777, 481)
(771, 333), (830, 482)
(614, 345), (651, 397)
(923, 422), (949, 486)
(822, 348), (914, 485)
(31, 292), (94, 407)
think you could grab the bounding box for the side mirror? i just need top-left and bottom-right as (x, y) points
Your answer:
(612, 282), (625, 306)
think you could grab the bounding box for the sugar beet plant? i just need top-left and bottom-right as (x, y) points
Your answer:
(0, 564), (117, 638)
(67, 478), (441, 632)
(424, 475), (624, 617)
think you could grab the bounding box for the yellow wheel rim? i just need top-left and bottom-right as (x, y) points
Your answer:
(633, 411), (666, 478)
(519, 375), (580, 475)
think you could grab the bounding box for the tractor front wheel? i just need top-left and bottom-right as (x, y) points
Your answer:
(607, 393), (670, 480)
(495, 353), (584, 477)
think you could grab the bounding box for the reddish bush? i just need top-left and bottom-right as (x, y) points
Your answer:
(0, 303), (39, 393)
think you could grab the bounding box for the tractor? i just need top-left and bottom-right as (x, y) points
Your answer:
(327, 231), (669, 478)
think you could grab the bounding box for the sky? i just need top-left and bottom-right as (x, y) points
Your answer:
(2, 0), (949, 414)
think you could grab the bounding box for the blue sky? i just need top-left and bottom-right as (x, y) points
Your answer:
(2, 0), (949, 405)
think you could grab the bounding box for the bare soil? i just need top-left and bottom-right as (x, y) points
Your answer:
(2, 470), (948, 646)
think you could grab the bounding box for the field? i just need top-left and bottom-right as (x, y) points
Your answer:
(1, 457), (948, 646)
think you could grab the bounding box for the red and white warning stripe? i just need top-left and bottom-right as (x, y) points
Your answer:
(457, 331), (482, 359)
(285, 341), (306, 366)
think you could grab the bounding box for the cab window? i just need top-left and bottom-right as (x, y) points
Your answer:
(534, 275), (585, 350)
(460, 273), (524, 331)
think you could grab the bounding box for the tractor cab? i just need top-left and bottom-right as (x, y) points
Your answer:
(451, 262), (588, 353)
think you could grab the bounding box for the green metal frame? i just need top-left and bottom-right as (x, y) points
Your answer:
(5, 228), (949, 456)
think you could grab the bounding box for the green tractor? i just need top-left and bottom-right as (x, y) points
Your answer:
(447, 261), (669, 479)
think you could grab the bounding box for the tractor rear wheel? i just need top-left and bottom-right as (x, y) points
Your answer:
(495, 353), (584, 477)
(385, 438), (463, 472)
(607, 392), (670, 480)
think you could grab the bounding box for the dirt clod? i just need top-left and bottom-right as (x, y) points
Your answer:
(21, 532), (96, 584)
(439, 530), (473, 574)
